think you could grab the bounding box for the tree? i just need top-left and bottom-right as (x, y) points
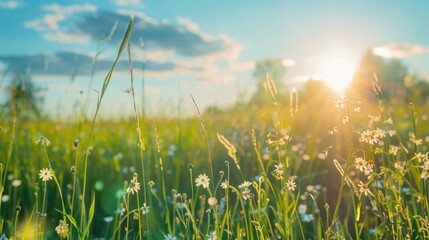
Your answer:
(250, 59), (286, 105)
(1, 73), (42, 119)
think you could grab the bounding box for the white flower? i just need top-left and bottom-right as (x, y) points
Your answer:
(238, 181), (252, 190)
(39, 168), (53, 182)
(220, 180), (229, 189)
(409, 133), (423, 146)
(342, 116), (349, 124)
(195, 173), (210, 189)
(206, 231), (218, 240)
(164, 234), (177, 240)
(354, 157), (366, 172)
(141, 203), (150, 215)
(359, 130), (379, 145)
(35, 136), (51, 146)
(127, 179), (140, 195)
(11, 179), (22, 187)
(358, 181), (373, 197)
(389, 145), (399, 156)
(208, 197), (218, 206)
(285, 180), (296, 191)
(55, 220), (69, 238)
(384, 118), (393, 124)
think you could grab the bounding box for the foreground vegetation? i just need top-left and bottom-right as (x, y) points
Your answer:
(1, 17), (429, 239)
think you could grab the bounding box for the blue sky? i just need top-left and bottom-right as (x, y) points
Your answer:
(1, 0), (429, 117)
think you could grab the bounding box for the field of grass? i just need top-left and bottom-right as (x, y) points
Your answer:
(1, 17), (429, 240)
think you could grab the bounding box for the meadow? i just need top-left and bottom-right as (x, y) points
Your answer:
(1, 17), (429, 240)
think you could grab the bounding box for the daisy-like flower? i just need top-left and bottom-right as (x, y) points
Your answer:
(206, 231), (218, 240)
(389, 145), (399, 156)
(274, 163), (284, 174)
(374, 128), (386, 138)
(354, 107), (361, 112)
(409, 133), (423, 146)
(55, 220), (69, 238)
(35, 136), (51, 146)
(195, 173), (210, 189)
(127, 179), (140, 195)
(164, 234), (177, 240)
(359, 130), (379, 145)
(242, 188), (252, 200)
(328, 126), (338, 135)
(220, 180), (229, 189)
(384, 118), (393, 124)
(285, 179), (296, 191)
(421, 170), (429, 180)
(342, 116), (349, 124)
(354, 157), (366, 172)
(141, 203), (150, 215)
(334, 96), (346, 109)
(238, 181), (252, 190)
(358, 181), (373, 197)
(39, 168), (53, 182)
(415, 152), (427, 163)
(386, 130), (396, 137)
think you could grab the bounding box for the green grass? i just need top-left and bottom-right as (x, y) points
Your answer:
(0, 17), (429, 240)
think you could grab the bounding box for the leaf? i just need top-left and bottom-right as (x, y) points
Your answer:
(66, 214), (82, 237)
(83, 194), (96, 238)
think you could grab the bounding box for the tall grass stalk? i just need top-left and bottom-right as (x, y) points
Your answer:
(127, 41), (145, 239)
(80, 16), (134, 234)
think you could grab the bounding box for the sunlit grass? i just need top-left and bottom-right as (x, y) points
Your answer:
(0, 16), (428, 240)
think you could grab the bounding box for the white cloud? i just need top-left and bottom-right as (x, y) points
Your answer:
(0, 1), (19, 9)
(373, 43), (429, 58)
(24, 3), (97, 43)
(43, 32), (90, 43)
(114, 0), (142, 7)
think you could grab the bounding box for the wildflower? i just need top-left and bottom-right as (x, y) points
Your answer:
(359, 130), (379, 145)
(39, 168), (53, 182)
(384, 118), (393, 124)
(374, 128), (386, 138)
(1, 195), (10, 202)
(354, 107), (361, 112)
(389, 145), (399, 156)
(238, 181), (252, 190)
(127, 179), (140, 195)
(164, 234), (177, 240)
(11, 179), (22, 187)
(141, 203), (150, 215)
(421, 170), (429, 179)
(386, 130), (396, 137)
(394, 162), (406, 174)
(35, 136), (51, 146)
(285, 180), (296, 191)
(55, 220), (69, 238)
(354, 157), (366, 172)
(328, 126), (338, 135)
(358, 181), (373, 197)
(206, 231), (218, 240)
(103, 216), (114, 222)
(415, 152), (427, 162)
(409, 133), (423, 146)
(148, 180), (155, 187)
(298, 204), (307, 214)
(242, 188), (252, 200)
(220, 180), (229, 189)
(274, 163), (284, 174)
(334, 96), (346, 109)
(342, 116), (349, 124)
(195, 173), (210, 189)
(208, 197), (217, 206)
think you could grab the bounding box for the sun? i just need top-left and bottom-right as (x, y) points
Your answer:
(321, 53), (357, 93)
